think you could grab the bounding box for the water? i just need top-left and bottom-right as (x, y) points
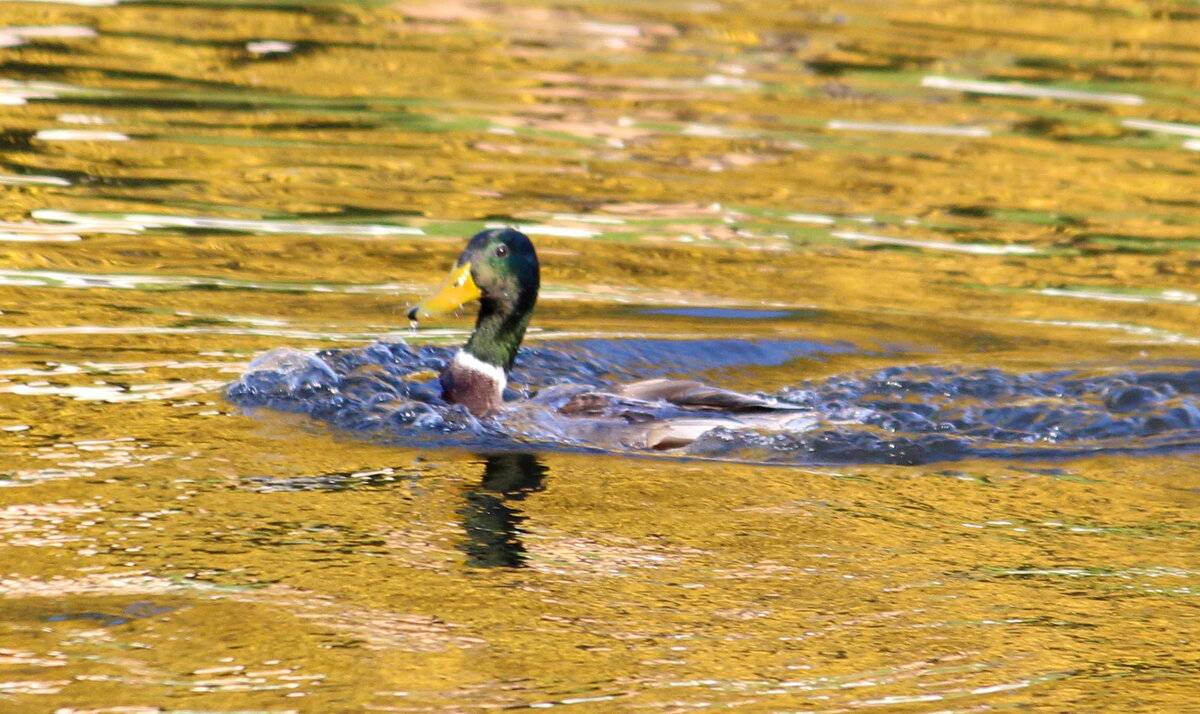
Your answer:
(0, 0), (1197, 711)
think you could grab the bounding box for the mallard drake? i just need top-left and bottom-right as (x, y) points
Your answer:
(408, 228), (813, 449)
(407, 228), (540, 417)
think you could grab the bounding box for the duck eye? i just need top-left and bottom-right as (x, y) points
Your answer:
(495, 243), (509, 258)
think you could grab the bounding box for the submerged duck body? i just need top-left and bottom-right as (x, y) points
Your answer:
(409, 228), (811, 449)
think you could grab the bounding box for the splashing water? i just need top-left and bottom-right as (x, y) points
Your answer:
(227, 341), (1200, 465)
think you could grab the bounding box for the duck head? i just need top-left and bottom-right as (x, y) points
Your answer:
(408, 228), (540, 374)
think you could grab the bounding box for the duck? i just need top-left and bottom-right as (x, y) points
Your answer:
(407, 228), (814, 450)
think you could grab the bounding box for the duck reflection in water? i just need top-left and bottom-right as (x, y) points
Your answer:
(458, 452), (547, 568)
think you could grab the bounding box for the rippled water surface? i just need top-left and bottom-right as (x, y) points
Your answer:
(1, 0), (1198, 711)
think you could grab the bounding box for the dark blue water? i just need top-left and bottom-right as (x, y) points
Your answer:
(227, 340), (1200, 465)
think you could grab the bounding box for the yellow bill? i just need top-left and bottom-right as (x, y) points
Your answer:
(407, 262), (481, 321)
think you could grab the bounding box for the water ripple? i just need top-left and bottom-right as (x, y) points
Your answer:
(33, 209), (423, 237)
(921, 75), (1144, 105)
(228, 340), (1200, 465)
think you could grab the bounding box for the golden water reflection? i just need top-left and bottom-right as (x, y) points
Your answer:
(0, 0), (1197, 711)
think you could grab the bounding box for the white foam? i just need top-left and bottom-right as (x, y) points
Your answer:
(5, 0), (118, 5)
(1039, 287), (1197, 304)
(35, 129), (129, 141)
(246, 40), (294, 54)
(1121, 118), (1200, 138)
(833, 230), (1040, 255)
(827, 119), (991, 137)
(33, 209), (423, 236)
(922, 75), (1143, 105)
(0, 233), (80, 242)
(785, 213), (836, 225)
(0, 174), (70, 186)
(0, 267), (421, 295)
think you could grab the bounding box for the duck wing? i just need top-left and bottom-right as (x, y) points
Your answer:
(540, 379), (813, 452)
(613, 378), (804, 412)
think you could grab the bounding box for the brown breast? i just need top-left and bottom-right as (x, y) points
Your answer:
(440, 358), (504, 417)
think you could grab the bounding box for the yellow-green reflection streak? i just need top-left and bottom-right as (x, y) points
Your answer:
(0, 0), (1197, 711)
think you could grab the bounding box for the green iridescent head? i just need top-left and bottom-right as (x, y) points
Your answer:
(408, 228), (540, 371)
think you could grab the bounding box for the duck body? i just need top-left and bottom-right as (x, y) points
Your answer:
(440, 349), (507, 417)
(530, 379), (816, 450)
(409, 228), (811, 448)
